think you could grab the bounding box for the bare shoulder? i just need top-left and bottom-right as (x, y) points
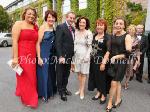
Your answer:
(125, 34), (132, 40)
(14, 21), (23, 26)
(13, 21), (23, 29)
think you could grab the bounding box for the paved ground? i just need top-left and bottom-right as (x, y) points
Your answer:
(0, 47), (150, 112)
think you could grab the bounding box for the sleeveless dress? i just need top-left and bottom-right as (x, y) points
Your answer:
(88, 34), (110, 97)
(37, 31), (57, 100)
(125, 37), (141, 78)
(109, 33), (127, 81)
(16, 27), (38, 107)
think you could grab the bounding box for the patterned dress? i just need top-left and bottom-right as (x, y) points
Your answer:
(88, 33), (110, 96)
(125, 37), (141, 77)
(73, 29), (93, 74)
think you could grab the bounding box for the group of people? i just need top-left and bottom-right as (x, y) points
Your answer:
(11, 7), (149, 112)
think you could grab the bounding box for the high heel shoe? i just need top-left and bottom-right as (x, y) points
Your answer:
(92, 95), (100, 100)
(113, 99), (122, 108)
(106, 107), (112, 112)
(100, 98), (106, 104)
(75, 91), (80, 95)
(42, 97), (48, 103)
(124, 83), (129, 90)
(80, 95), (84, 100)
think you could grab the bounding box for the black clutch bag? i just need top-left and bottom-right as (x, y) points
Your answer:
(107, 64), (115, 77)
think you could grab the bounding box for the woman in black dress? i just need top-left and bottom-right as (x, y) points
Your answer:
(88, 19), (110, 104)
(106, 18), (132, 112)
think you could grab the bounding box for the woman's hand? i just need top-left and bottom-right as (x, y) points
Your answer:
(12, 58), (18, 68)
(100, 63), (105, 71)
(137, 60), (141, 67)
(59, 57), (65, 64)
(83, 58), (90, 63)
(110, 56), (117, 64)
(38, 57), (43, 66)
(71, 64), (75, 72)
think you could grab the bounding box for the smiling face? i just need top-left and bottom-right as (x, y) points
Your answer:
(79, 19), (86, 30)
(128, 26), (136, 37)
(66, 13), (76, 26)
(24, 9), (36, 23)
(96, 23), (105, 34)
(114, 19), (125, 33)
(136, 25), (144, 34)
(46, 14), (56, 26)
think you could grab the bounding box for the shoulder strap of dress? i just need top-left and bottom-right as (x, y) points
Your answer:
(124, 32), (128, 37)
(53, 28), (56, 36)
(123, 33), (128, 41)
(93, 33), (97, 39)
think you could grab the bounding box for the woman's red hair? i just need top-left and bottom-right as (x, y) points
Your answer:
(96, 19), (108, 32)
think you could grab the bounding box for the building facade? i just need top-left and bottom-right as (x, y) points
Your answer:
(5, 0), (147, 31)
(145, 0), (150, 32)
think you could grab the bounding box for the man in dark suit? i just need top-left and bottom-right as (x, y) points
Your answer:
(147, 32), (150, 83)
(55, 11), (76, 101)
(136, 24), (148, 83)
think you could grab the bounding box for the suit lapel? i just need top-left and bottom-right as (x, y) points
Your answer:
(140, 35), (144, 44)
(64, 23), (74, 41)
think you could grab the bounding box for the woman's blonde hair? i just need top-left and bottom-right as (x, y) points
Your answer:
(127, 24), (136, 33)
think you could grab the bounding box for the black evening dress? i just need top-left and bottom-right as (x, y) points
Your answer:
(88, 33), (110, 97)
(109, 33), (128, 82)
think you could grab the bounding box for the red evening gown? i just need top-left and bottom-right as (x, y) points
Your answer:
(15, 27), (38, 108)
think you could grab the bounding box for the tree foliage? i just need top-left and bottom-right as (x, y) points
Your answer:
(0, 5), (11, 32)
(125, 2), (146, 25)
(127, 2), (142, 11)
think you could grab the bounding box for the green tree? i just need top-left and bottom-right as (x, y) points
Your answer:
(0, 5), (11, 32)
(125, 2), (146, 25)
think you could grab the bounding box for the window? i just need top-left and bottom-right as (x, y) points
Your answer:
(23, 0), (30, 6)
(52, 0), (56, 11)
(5, 34), (11, 37)
(17, 2), (23, 8)
(79, 0), (87, 10)
(62, 0), (71, 15)
(42, 5), (48, 18)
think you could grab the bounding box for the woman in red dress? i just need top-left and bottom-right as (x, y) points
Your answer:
(11, 7), (38, 108)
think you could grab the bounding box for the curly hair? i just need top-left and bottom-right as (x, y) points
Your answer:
(76, 16), (90, 30)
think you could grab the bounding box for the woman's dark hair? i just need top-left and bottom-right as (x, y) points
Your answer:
(113, 17), (127, 30)
(76, 16), (90, 30)
(96, 18), (108, 32)
(22, 7), (37, 20)
(44, 10), (57, 22)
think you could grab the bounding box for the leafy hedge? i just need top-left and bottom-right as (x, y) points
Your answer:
(127, 2), (142, 11)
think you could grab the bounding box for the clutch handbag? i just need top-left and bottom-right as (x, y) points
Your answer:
(107, 64), (115, 77)
(7, 59), (23, 76)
